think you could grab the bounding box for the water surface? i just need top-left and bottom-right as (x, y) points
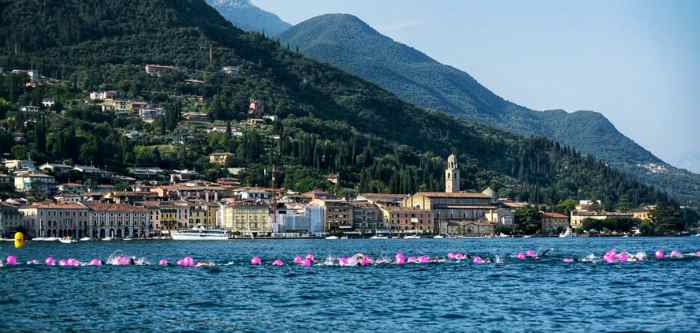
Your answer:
(2, 237), (699, 332)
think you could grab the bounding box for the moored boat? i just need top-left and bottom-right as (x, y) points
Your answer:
(59, 238), (78, 244)
(171, 226), (229, 241)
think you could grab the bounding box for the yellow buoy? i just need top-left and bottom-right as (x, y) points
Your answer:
(14, 231), (25, 249)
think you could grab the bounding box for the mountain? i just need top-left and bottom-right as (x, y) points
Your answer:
(205, 0), (290, 35)
(279, 14), (700, 204)
(0, 0), (670, 210)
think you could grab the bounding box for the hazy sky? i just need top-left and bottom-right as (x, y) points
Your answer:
(255, 0), (699, 169)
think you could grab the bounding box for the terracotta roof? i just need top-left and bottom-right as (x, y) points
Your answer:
(415, 192), (491, 199)
(542, 212), (569, 219)
(445, 205), (497, 209)
(87, 203), (148, 213)
(29, 202), (87, 209)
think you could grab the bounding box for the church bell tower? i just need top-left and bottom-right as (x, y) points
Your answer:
(445, 154), (460, 193)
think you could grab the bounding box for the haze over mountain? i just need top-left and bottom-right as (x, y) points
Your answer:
(274, 13), (700, 204)
(0, 0), (667, 210)
(205, 0), (290, 35)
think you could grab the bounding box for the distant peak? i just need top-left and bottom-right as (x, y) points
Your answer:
(209, 0), (253, 8)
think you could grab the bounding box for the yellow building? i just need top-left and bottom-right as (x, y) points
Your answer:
(221, 203), (271, 237)
(570, 211), (635, 229)
(209, 152), (234, 167)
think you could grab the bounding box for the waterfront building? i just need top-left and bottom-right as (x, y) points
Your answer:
(631, 206), (656, 222)
(87, 203), (151, 239)
(446, 221), (495, 236)
(273, 203), (312, 236)
(485, 208), (515, 226)
(350, 201), (384, 235)
(19, 202), (89, 238)
(0, 203), (22, 238)
(220, 202), (271, 237)
(541, 212), (570, 234)
(570, 211), (635, 229)
(310, 199), (353, 235)
(380, 206), (433, 235)
(14, 171), (56, 194)
(402, 192), (497, 235)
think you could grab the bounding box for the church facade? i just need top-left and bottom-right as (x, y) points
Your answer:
(401, 154), (498, 236)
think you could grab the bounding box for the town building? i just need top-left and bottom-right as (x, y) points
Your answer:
(310, 199), (353, 235)
(380, 207), (433, 235)
(570, 211), (635, 229)
(209, 152), (234, 167)
(631, 206), (656, 222)
(145, 64), (177, 76)
(14, 171), (56, 194)
(541, 212), (570, 234)
(73, 165), (113, 179)
(19, 202), (90, 238)
(220, 202), (271, 237)
(0, 203), (22, 238)
(0, 173), (13, 190)
(402, 192), (496, 235)
(87, 203), (151, 239)
(4, 159), (36, 171)
(89, 91), (117, 101)
(357, 193), (409, 208)
(39, 163), (73, 176)
(485, 208), (515, 227)
(350, 201), (384, 235)
(20, 105), (40, 113)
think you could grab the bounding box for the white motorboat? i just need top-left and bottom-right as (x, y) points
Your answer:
(370, 235), (389, 240)
(433, 235), (445, 239)
(36, 237), (59, 242)
(102, 237), (114, 241)
(325, 236), (339, 240)
(403, 235), (421, 239)
(171, 226), (229, 241)
(559, 228), (575, 238)
(122, 237), (134, 241)
(59, 238), (78, 244)
(80, 237), (92, 242)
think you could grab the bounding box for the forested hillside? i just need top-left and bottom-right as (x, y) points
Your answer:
(279, 14), (700, 205)
(0, 0), (671, 209)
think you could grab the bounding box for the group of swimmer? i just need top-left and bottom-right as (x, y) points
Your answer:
(1, 248), (699, 269)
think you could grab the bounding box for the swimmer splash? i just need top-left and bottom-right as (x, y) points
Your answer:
(1, 248), (699, 269)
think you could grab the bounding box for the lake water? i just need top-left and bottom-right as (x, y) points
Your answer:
(2, 237), (700, 332)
